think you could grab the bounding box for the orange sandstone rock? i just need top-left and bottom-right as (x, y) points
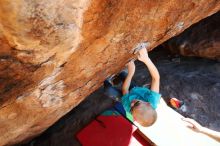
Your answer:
(0, 0), (219, 145)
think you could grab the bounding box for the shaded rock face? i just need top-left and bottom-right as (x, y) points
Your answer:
(21, 89), (114, 146)
(0, 0), (220, 145)
(21, 48), (220, 146)
(164, 11), (220, 59)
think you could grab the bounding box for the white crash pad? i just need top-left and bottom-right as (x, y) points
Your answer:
(135, 98), (220, 146)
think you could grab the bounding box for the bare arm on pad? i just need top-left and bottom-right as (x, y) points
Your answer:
(182, 118), (220, 142)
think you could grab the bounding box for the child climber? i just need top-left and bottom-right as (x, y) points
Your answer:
(104, 47), (161, 127)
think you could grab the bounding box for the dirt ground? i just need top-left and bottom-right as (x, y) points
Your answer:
(20, 48), (220, 146)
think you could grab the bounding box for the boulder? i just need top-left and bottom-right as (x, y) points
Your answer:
(0, 0), (220, 145)
(22, 49), (220, 146)
(164, 12), (220, 59)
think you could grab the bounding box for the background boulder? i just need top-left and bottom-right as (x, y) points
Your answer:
(164, 12), (220, 59)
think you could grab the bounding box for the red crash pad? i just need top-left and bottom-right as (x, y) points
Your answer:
(77, 115), (151, 146)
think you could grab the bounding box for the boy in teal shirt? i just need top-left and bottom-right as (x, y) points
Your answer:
(104, 47), (161, 127)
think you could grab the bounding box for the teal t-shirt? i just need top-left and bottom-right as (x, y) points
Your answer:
(121, 87), (161, 121)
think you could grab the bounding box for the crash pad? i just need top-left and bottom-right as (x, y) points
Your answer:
(135, 98), (220, 146)
(77, 115), (150, 146)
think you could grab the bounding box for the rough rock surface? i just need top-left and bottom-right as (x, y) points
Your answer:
(21, 88), (114, 146)
(164, 11), (220, 59)
(0, 0), (220, 145)
(21, 48), (220, 146)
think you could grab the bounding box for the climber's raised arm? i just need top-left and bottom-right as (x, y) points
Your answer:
(122, 60), (135, 95)
(137, 48), (160, 93)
